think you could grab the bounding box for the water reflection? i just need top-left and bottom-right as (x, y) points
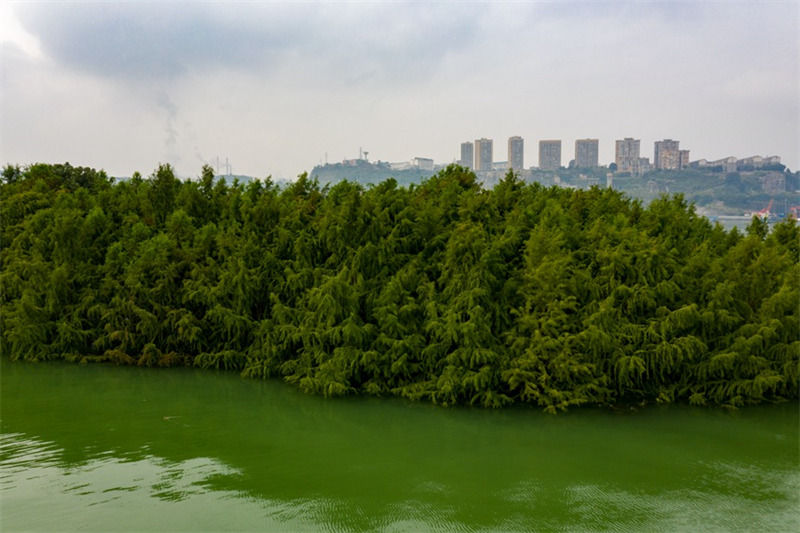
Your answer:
(2, 360), (798, 532)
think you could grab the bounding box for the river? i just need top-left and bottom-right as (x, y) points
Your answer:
(1, 360), (798, 532)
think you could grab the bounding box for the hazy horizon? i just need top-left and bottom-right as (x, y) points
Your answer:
(2, 1), (797, 180)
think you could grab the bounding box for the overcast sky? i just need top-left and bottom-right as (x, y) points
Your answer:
(2, 1), (798, 180)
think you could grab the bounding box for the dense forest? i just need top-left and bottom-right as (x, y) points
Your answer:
(1, 162), (797, 411)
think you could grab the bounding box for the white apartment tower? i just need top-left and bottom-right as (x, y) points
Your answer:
(654, 139), (681, 170)
(460, 141), (474, 170)
(539, 140), (562, 170)
(575, 139), (599, 168)
(508, 136), (524, 171)
(615, 138), (639, 169)
(475, 138), (493, 172)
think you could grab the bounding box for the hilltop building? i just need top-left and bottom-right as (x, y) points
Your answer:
(738, 155), (781, 170)
(475, 138), (493, 171)
(575, 139), (599, 168)
(615, 138), (640, 173)
(693, 157), (738, 173)
(388, 157), (434, 171)
(615, 138), (651, 176)
(539, 140), (562, 170)
(413, 157), (434, 171)
(460, 142), (474, 170)
(654, 139), (690, 170)
(654, 139), (678, 169)
(693, 155), (782, 173)
(508, 136), (524, 171)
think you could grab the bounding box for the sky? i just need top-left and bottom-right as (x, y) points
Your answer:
(1, 1), (798, 180)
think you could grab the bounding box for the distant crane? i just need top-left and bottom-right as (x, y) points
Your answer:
(760, 199), (774, 218)
(747, 198), (774, 219)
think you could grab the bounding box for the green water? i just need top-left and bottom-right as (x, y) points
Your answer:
(1, 361), (798, 532)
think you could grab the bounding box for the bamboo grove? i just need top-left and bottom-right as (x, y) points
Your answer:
(1, 163), (798, 411)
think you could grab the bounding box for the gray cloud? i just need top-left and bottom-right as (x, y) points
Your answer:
(15, 3), (308, 79)
(14, 2), (482, 86)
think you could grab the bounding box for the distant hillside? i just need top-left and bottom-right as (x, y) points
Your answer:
(310, 161), (435, 187)
(107, 161), (797, 219)
(610, 168), (799, 217)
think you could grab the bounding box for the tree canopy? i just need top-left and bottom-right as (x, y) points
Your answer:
(2, 162), (797, 411)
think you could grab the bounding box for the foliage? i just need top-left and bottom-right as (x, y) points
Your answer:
(2, 163), (798, 410)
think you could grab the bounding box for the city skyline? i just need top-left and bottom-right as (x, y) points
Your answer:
(320, 133), (783, 177)
(460, 135), (704, 171)
(449, 134), (779, 173)
(2, 2), (797, 179)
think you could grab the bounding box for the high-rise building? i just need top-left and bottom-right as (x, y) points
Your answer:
(615, 138), (640, 172)
(654, 139), (681, 170)
(539, 140), (561, 170)
(475, 138), (493, 172)
(508, 136), (524, 171)
(575, 139), (599, 168)
(413, 157), (434, 171)
(460, 141), (474, 170)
